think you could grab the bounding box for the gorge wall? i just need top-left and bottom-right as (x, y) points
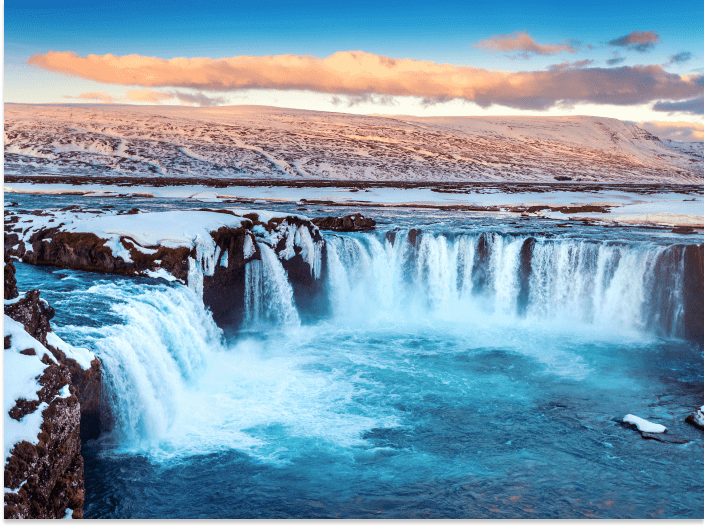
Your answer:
(4, 253), (102, 519)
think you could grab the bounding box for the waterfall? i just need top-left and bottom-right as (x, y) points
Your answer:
(324, 230), (687, 337)
(244, 242), (300, 327)
(58, 226), (691, 462)
(72, 282), (225, 451)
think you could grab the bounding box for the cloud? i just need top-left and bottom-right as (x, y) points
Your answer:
(606, 56), (626, 66)
(667, 52), (693, 65)
(475, 31), (574, 58)
(652, 97), (704, 115)
(608, 31), (660, 52)
(635, 120), (704, 141)
(172, 91), (228, 107)
(547, 59), (595, 71)
(30, 50), (704, 111)
(62, 91), (114, 103)
(124, 89), (173, 103)
(330, 93), (397, 107)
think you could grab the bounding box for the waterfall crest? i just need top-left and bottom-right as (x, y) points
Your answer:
(325, 231), (687, 337)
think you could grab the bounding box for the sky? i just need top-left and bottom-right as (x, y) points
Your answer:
(4, 0), (704, 140)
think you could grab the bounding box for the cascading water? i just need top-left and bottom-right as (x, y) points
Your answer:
(244, 242), (301, 328)
(325, 231), (687, 338)
(14, 219), (701, 519)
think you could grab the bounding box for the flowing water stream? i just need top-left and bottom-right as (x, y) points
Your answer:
(7, 195), (704, 518)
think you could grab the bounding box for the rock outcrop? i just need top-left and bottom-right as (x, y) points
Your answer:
(5, 207), (326, 332)
(4, 253), (102, 518)
(685, 406), (704, 431)
(311, 214), (376, 232)
(682, 243), (704, 342)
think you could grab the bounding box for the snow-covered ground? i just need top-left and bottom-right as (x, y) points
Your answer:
(5, 103), (704, 183)
(4, 207), (324, 294)
(6, 182), (704, 228)
(3, 316), (55, 470)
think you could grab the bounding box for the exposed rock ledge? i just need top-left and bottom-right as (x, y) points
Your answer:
(311, 214), (376, 232)
(4, 255), (101, 519)
(4, 207), (326, 331)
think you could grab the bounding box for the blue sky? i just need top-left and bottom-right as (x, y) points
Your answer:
(4, 0), (704, 136)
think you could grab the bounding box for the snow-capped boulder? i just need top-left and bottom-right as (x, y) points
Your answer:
(685, 406), (704, 431)
(623, 414), (667, 433)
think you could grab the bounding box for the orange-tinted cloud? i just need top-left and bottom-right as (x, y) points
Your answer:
(547, 59), (595, 71)
(32, 50), (704, 110)
(63, 91), (114, 103)
(124, 89), (173, 103)
(475, 31), (574, 57)
(608, 31), (660, 52)
(636, 121), (704, 141)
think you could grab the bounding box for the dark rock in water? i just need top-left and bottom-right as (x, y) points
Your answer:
(311, 214), (376, 232)
(517, 237), (535, 317)
(685, 407), (704, 431)
(472, 232), (492, 294)
(385, 230), (398, 246)
(640, 432), (690, 444)
(671, 226), (695, 234)
(407, 228), (422, 248)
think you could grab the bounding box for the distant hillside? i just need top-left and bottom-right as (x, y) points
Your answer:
(4, 103), (703, 183)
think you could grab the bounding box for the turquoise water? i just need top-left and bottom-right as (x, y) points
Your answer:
(7, 195), (704, 518)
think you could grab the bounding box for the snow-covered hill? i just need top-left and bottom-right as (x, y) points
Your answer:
(4, 103), (704, 183)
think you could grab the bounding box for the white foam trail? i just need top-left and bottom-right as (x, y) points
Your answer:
(73, 283), (224, 450)
(71, 281), (397, 462)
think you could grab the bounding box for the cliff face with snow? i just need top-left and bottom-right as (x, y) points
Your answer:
(4, 255), (101, 519)
(4, 207), (325, 330)
(5, 103), (703, 184)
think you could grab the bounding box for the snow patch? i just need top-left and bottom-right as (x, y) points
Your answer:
(144, 268), (179, 282)
(4, 316), (54, 465)
(46, 331), (95, 370)
(623, 414), (667, 433)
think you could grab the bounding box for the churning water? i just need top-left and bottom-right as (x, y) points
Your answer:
(10, 198), (704, 519)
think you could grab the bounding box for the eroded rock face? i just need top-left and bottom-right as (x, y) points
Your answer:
(4, 257), (19, 300)
(5, 208), (327, 334)
(311, 214), (376, 232)
(4, 253), (102, 518)
(682, 243), (704, 342)
(3, 345), (85, 519)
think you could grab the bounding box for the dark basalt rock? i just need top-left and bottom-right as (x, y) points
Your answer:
(6, 210), (327, 334)
(517, 237), (536, 317)
(5, 251), (19, 299)
(407, 228), (422, 248)
(682, 243), (704, 342)
(472, 232), (492, 295)
(311, 213), (376, 232)
(640, 432), (690, 444)
(3, 327), (85, 517)
(3, 264), (104, 518)
(685, 408), (704, 431)
(4, 289), (55, 345)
